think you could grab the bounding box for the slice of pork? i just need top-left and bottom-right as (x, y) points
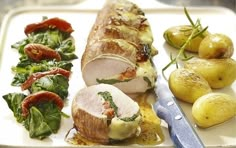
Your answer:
(72, 84), (141, 143)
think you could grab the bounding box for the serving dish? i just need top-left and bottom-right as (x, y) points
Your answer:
(0, 6), (235, 147)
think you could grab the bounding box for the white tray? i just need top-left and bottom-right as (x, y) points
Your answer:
(0, 6), (235, 147)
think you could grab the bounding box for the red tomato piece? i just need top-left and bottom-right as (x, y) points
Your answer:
(21, 68), (70, 90)
(24, 43), (61, 62)
(21, 91), (64, 117)
(24, 17), (74, 35)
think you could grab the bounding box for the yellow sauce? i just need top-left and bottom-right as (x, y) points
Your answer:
(65, 91), (164, 146)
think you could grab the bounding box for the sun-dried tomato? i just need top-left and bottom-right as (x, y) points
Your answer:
(21, 68), (70, 90)
(24, 17), (74, 35)
(24, 43), (61, 62)
(102, 101), (115, 120)
(136, 44), (150, 62)
(118, 68), (136, 81)
(21, 91), (64, 117)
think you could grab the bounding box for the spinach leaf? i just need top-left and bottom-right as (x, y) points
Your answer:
(47, 60), (73, 71)
(119, 113), (139, 122)
(57, 39), (75, 53)
(13, 58), (73, 73)
(37, 102), (61, 133)
(11, 29), (76, 60)
(98, 91), (118, 116)
(11, 60), (73, 86)
(28, 30), (68, 49)
(58, 52), (78, 61)
(57, 38), (77, 60)
(2, 93), (26, 123)
(25, 106), (53, 139)
(143, 76), (152, 87)
(11, 73), (29, 86)
(11, 39), (29, 55)
(30, 74), (69, 100)
(98, 91), (139, 122)
(24, 102), (61, 139)
(96, 78), (132, 85)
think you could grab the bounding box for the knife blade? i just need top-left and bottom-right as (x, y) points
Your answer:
(154, 74), (204, 148)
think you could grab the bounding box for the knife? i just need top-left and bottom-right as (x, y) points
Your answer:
(154, 74), (204, 148)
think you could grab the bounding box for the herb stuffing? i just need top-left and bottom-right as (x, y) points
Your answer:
(98, 91), (138, 122)
(96, 78), (132, 85)
(2, 17), (77, 139)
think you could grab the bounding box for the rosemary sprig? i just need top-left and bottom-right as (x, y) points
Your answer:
(184, 7), (195, 26)
(162, 7), (208, 79)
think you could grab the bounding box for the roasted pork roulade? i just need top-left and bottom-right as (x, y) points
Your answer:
(72, 84), (141, 143)
(81, 0), (157, 94)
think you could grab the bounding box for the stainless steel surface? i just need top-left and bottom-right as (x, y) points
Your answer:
(157, 0), (236, 12)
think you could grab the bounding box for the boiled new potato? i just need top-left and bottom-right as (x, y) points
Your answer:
(163, 25), (208, 53)
(192, 93), (236, 128)
(199, 33), (234, 59)
(169, 68), (212, 103)
(184, 58), (236, 88)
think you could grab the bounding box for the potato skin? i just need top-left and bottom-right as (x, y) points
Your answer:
(169, 68), (212, 103)
(163, 25), (207, 53)
(192, 93), (236, 128)
(184, 58), (236, 89)
(198, 33), (234, 59)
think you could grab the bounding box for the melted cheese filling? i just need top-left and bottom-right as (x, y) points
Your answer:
(108, 115), (142, 140)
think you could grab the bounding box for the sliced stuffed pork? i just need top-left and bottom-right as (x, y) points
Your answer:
(72, 84), (141, 144)
(81, 0), (157, 94)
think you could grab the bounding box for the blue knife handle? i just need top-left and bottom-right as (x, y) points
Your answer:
(154, 75), (204, 148)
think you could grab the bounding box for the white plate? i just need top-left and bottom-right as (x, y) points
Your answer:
(0, 6), (235, 147)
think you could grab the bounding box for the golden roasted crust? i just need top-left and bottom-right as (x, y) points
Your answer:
(90, 0), (146, 32)
(81, 0), (155, 70)
(82, 39), (137, 68)
(72, 101), (109, 144)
